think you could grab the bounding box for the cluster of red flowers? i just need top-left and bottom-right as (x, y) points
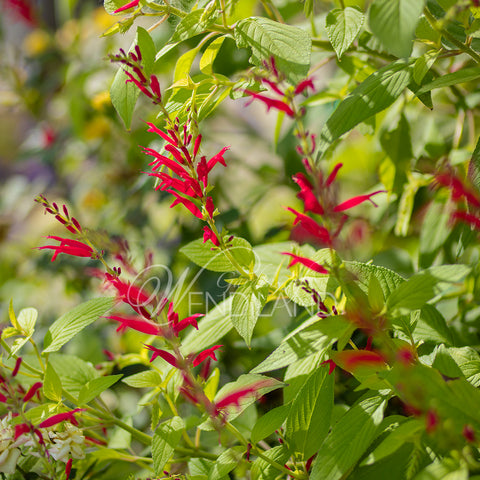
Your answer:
(435, 170), (480, 233)
(288, 163), (385, 247)
(143, 120), (228, 247)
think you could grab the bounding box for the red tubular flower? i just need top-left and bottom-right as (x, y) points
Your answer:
(169, 192), (203, 219)
(294, 78), (315, 95)
(425, 409), (438, 434)
(172, 314), (202, 336)
(206, 147), (229, 171)
(463, 424), (476, 443)
(286, 208), (331, 244)
(38, 408), (85, 429)
(435, 172), (480, 208)
(453, 210), (480, 230)
(326, 163), (343, 187)
(282, 252), (328, 274)
(146, 122), (178, 146)
(23, 382), (42, 402)
(214, 380), (272, 413)
(321, 359), (336, 375)
(0, 393), (7, 403)
(124, 71), (153, 99)
(333, 190), (386, 212)
(15, 423), (31, 440)
(113, 0), (139, 13)
(244, 91), (295, 117)
(205, 197), (215, 218)
(65, 458), (73, 480)
(193, 345), (223, 367)
(37, 236), (93, 262)
(144, 345), (178, 367)
(143, 147), (190, 179)
(104, 273), (153, 319)
(12, 357), (22, 377)
(292, 173), (324, 215)
(105, 315), (162, 336)
(334, 349), (386, 373)
(203, 226), (220, 246)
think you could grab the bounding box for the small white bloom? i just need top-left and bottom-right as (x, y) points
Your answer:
(0, 413), (25, 474)
(48, 423), (85, 462)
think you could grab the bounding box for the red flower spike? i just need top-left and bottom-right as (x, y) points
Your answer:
(333, 190), (386, 212)
(286, 208), (332, 244)
(193, 345), (223, 367)
(37, 236), (94, 262)
(113, 0), (140, 13)
(124, 71), (153, 99)
(15, 423), (31, 439)
(326, 163), (343, 187)
(294, 78), (315, 96)
(169, 191), (204, 219)
(292, 173), (324, 215)
(425, 409), (438, 434)
(203, 226), (220, 246)
(205, 197), (215, 218)
(38, 408), (85, 429)
(144, 345), (178, 368)
(463, 424), (476, 443)
(244, 91), (295, 117)
(105, 315), (162, 336)
(12, 357), (22, 377)
(23, 382), (42, 402)
(282, 252), (328, 274)
(65, 458), (73, 480)
(453, 211), (480, 230)
(321, 359), (336, 375)
(197, 157), (209, 186)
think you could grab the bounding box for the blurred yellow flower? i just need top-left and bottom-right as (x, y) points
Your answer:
(91, 91), (111, 112)
(22, 29), (51, 56)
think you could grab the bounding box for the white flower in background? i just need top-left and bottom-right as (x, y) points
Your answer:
(0, 413), (26, 474)
(48, 423), (85, 463)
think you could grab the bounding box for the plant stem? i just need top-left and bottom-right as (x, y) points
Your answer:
(423, 8), (480, 64)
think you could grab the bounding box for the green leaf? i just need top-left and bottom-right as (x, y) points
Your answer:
(10, 307), (38, 356)
(362, 418), (423, 465)
(316, 60), (412, 159)
(180, 237), (254, 272)
(170, 9), (216, 43)
(200, 36), (226, 75)
(414, 305), (454, 345)
(251, 445), (290, 480)
(43, 297), (114, 353)
(122, 370), (162, 388)
(285, 366), (334, 459)
(212, 374), (284, 422)
(368, 274), (385, 314)
(234, 17), (311, 84)
(251, 315), (353, 374)
(152, 416), (185, 475)
(231, 279), (269, 346)
(387, 265), (471, 312)
(78, 375), (123, 405)
(469, 132), (480, 193)
(181, 298), (233, 355)
(49, 354), (99, 398)
(43, 363), (62, 402)
(16, 308), (37, 337)
(419, 200), (451, 268)
(174, 48), (200, 82)
(326, 7), (365, 59)
(310, 394), (387, 480)
(110, 27), (155, 129)
(416, 66), (480, 96)
(251, 404), (290, 444)
(368, 0), (426, 58)
(208, 447), (244, 480)
(413, 50), (440, 85)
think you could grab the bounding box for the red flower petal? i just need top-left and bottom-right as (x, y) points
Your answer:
(38, 408), (85, 429)
(282, 252), (328, 274)
(193, 345), (222, 367)
(144, 345), (178, 367)
(333, 190), (385, 212)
